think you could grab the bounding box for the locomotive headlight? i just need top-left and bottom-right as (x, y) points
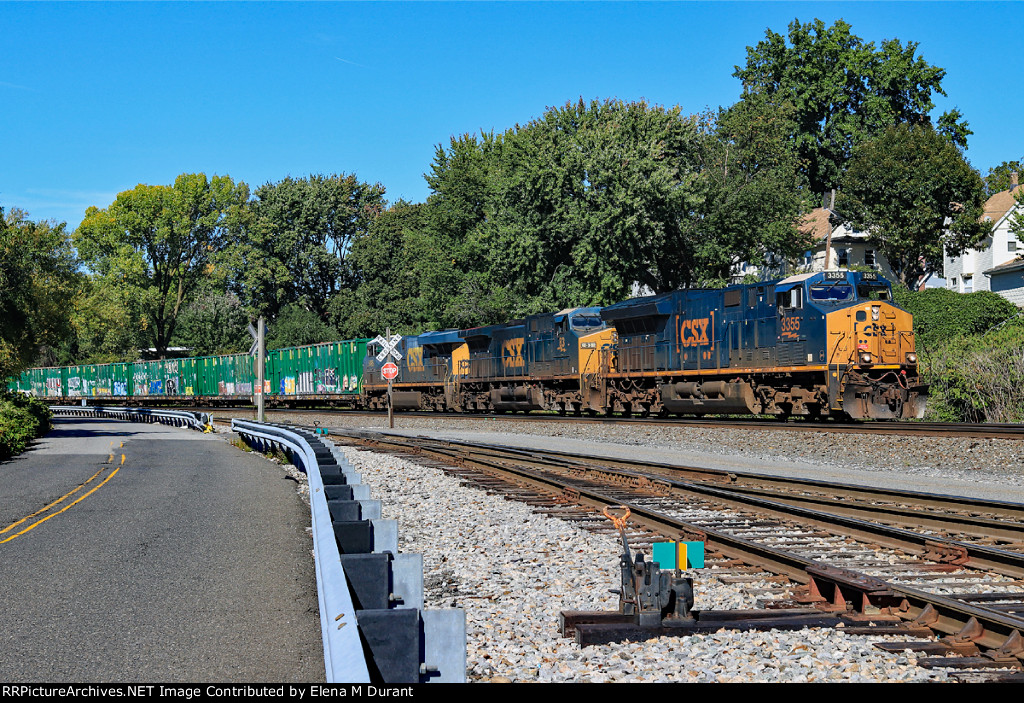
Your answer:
(859, 352), (873, 365)
(906, 352), (918, 364)
(871, 306), (880, 321)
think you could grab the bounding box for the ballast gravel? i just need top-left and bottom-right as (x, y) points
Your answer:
(229, 412), (1024, 682)
(335, 445), (957, 683)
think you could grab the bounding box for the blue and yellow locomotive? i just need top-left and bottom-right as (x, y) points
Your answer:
(362, 270), (925, 420)
(596, 270), (924, 420)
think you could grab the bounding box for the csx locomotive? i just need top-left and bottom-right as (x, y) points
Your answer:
(9, 270), (926, 420)
(362, 269), (925, 420)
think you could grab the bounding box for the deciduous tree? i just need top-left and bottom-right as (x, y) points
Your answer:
(733, 18), (968, 194)
(0, 207), (81, 378)
(233, 174), (386, 322)
(75, 173), (249, 357)
(839, 124), (989, 288)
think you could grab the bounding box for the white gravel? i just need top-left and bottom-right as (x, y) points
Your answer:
(229, 412), (1024, 682)
(338, 444), (960, 683)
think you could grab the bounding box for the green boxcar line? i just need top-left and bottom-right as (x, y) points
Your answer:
(4, 337), (371, 405)
(268, 339), (369, 398)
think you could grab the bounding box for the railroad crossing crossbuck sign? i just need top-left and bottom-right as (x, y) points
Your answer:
(373, 334), (403, 363)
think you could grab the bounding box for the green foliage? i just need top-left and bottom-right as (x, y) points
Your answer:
(267, 303), (341, 350)
(75, 174), (250, 357)
(0, 207), (82, 378)
(486, 99), (710, 307)
(1010, 189), (1024, 242)
(984, 159), (1023, 196)
(172, 290), (250, 356)
(232, 174), (387, 322)
(333, 201), (435, 337)
(839, 124), (989, 288)
(0, 389), (51, 460)
(700, 97), (813, 281)
(920, 317), (1024, 422)
(893, 286), (1019, 352)
(733, 18), (963, 193)
(63, 277), (146, 364)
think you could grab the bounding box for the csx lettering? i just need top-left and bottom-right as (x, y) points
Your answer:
(502, 338), (525, 368)
(679, 317), (710, 347)
(855, 323), (887, 338)
(406, 347), (424, 372)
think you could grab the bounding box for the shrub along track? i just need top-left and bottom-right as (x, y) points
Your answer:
(329, 428), (1024, 682)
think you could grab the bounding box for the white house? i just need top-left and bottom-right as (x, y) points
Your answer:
(731, 206), (897, 283)
(943, 179), (1022, 302)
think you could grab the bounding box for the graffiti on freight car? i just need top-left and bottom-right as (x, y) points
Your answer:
(281, 377), (296, 395)
(150, 380), (164, 395)
(166, 377), (179, 395)
(236, 382), (253, 395)
(113, 381), (128, 396)
(316, 368), (339, 393)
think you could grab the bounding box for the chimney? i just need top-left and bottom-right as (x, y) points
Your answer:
(1012, 171), (1019, 191)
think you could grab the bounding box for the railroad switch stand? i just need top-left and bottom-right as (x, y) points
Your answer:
(559, 507), (843, 646)
(605, 506), (695, 626)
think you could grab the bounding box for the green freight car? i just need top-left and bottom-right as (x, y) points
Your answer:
(63, 362), (132, 399)
(194, 353), (254, 402)
(7, 366), (65, 398)
(267, 339), (369, 404)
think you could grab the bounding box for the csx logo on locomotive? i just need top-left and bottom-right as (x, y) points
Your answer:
(502, 337), (525, 368)
(678, 317), (711, 347)
(406, 346), (424, 372)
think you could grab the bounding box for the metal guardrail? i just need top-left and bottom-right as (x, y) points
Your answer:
(231, 420), (466, 684)
(50, 405), (212, 431)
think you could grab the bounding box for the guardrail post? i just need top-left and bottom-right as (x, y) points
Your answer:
(230, 420), (466, 683)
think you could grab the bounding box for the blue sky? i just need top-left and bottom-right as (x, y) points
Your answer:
(3, 1), (1022, 230)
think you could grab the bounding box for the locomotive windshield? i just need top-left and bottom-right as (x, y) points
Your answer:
(857, 283), (892, 301)
(809, 284), (854, 302)
(570, 313), (604, 330)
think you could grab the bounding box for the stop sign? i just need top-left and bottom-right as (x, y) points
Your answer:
(381, 361), (399, 380)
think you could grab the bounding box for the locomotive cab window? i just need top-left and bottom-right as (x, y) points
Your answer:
(776, 286), (803, 312)
(570, 313), (603, 330)
(809, 284), (853, 302)
(856, 284), (892, 301)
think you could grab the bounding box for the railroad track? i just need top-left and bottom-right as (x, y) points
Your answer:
(204, 406), (1024, 440)
(328, 428), (1024, 681)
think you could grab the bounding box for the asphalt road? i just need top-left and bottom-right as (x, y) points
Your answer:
(0, 417), (324, 682)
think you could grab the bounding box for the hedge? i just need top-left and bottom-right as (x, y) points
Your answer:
(0, 389), (52, 460)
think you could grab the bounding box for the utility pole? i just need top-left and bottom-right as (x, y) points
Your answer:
(257, 317), (266, 422)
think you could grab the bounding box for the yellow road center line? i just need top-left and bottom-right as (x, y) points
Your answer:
(0, 465), (121, 544)
(0, 465), (108, 536)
